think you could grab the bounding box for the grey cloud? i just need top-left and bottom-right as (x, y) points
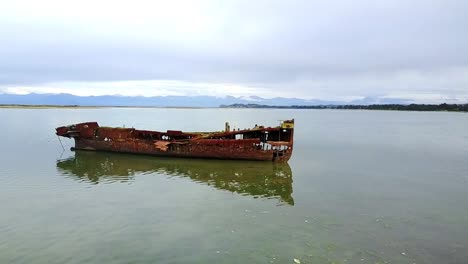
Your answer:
(0, 0), (468, 101)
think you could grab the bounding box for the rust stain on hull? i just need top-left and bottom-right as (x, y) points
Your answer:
(56, 120), (294, 162)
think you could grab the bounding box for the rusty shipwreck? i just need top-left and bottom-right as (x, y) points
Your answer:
(56, 119), (294, 162)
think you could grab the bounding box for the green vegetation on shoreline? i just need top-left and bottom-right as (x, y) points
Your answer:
(2, 103), (467, 112)
(221, 103), (468, 112)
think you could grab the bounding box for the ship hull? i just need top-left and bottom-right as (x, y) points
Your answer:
(56, 120), (294, 162)
(72, 137), (291, 161)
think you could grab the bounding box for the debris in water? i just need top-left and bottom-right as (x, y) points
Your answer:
(293, 258), (301, 264)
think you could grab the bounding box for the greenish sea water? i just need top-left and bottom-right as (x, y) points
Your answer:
(1, 108), (467, 264)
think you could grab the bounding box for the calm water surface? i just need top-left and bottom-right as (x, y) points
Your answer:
(0, 108), (467, 264)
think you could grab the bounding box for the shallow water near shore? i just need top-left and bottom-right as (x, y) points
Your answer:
(1, 108), (467, 264)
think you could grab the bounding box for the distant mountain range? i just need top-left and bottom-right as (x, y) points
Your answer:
(0, 93), (414, 107)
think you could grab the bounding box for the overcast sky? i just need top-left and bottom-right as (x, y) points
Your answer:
(1, 0), (467, 102)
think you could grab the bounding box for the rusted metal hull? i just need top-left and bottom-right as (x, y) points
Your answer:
(56, 120), (294, 162)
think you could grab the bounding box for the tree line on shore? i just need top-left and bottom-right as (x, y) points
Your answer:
(220, 103), (468, 112)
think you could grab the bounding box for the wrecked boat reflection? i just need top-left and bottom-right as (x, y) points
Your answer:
(57, 151), (294, 205)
